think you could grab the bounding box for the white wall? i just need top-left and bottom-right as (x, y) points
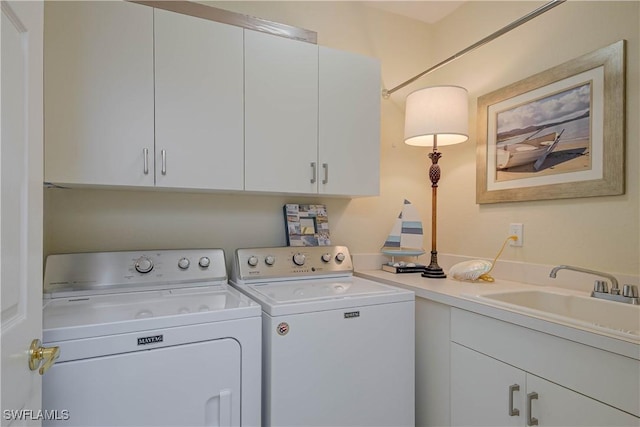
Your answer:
(44, 1), (639, 277)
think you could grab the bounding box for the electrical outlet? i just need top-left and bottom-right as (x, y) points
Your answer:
(509, 223), (523, 247)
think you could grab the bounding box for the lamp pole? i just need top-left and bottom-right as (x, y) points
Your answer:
(423, 135), (446, 278)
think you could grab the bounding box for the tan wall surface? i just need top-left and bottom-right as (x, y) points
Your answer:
(44, 1), (639, 276)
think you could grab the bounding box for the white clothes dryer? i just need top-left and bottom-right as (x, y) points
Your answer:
(42, 249), (261, 427)
(230, 246), (415, 427)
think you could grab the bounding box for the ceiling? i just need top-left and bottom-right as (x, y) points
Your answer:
(363, 1), (466, 24)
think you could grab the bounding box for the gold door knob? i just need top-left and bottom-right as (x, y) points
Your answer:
(28, 339), (60, 375)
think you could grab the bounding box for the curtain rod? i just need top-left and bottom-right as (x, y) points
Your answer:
(382, 0), (566, 98)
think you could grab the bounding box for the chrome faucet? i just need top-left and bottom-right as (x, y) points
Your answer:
(549, 265), (619, 293)
(550, 265), (638, 305)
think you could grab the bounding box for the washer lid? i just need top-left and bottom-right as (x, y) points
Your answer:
(43, 284), (261, 342)
(241, 276), (414, 316)
(251, 277), (394, 303)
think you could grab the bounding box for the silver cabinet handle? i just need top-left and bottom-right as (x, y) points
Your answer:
(310, 162), (317, 184)
(143, 148), (149, 175)
(161, 149), (167, 175)
(508, 384), (520, 416)
(322, 163), (329, 184)
(526, 392), (539, 426)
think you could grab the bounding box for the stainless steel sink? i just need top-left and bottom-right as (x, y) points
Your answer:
(467, 289), (640, 341)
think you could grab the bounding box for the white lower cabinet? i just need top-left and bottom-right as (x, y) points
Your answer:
(450, 308), (639, 427)
(451, 343), (638, 426)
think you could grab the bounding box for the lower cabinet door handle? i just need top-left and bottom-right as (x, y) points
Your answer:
(161, 149), (167, 175)
(527, 392), (539, 426)
(508, 384), (520, 416)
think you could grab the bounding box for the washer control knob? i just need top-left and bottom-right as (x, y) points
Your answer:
(321, 253), (332, 263)
(247, 256), (259, 267)
(178, 257), (190, 270)
(265, 255), (276, 266)
(198, 256), (210, 268)
(293, 253), (306, 266)
(135, 256), (154, 274)
(335, 252), (346, 263)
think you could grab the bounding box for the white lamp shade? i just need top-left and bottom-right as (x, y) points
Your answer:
(404, 85), (469, 147)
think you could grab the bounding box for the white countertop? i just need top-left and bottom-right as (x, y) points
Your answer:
(355, 268), (640, 360)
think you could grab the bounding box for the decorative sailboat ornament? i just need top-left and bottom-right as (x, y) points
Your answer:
(381, 200), (427, 273)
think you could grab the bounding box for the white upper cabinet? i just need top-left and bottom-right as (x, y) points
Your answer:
(318, 47), (381, 196)
(244, 31), (381, 196)
(244, 30), (319, 194)
(44, 1), (154, 187)
(154, 9), (244, 191)
(44, 3), (381, 196)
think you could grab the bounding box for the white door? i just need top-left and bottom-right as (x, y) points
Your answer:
(318, 47), (380, 196)
(451, 343), (525, 427)
(1, 0), (44, 423)
(244, 30), (318, 194)
(526, 374), (640, 426)
(43, 1), (154, 187)
(154, 9), (244, 191)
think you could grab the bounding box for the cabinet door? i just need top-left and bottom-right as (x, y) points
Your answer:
(154, 9), (244, 191)
(44, 1), (154, 187)
(244, 30), (318, 193)
(527, 374), (639, 427)
(452, 343), (640, 427)
(319, 47), (380, 196)
(451, 343), (525, 427)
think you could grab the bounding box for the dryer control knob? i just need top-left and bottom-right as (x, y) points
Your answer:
(335, 252), (346, 263)
(265, 255), (276, 266)
(293, 253), (306, 266)
(198, 256), (210, 268)
(135, 256), (154, 274)
(247, 256), (259, 267)
(178, 257), (190, 270)
(321, 253), (332, 263)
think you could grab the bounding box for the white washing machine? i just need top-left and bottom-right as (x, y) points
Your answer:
(42, 249), (261, 427)
(230, 246), (415, 427)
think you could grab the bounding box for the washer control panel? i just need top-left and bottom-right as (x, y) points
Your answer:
(44, 249), (228, 297)
(233, 246), (353, 282)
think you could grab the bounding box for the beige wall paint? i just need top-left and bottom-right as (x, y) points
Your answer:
(44, 1), (639, 277)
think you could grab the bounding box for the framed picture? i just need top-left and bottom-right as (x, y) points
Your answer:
(476, 40), (625, 204)
(283, 204), (331, 246)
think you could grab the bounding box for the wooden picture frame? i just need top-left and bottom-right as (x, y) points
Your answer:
(476, 40), (625, 204)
